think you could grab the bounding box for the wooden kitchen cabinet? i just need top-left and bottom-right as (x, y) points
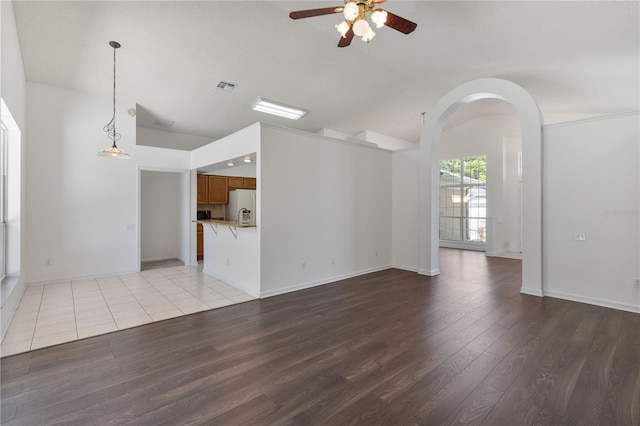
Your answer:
(197, 175), (208, 204)
(197, 224), (203, 261)
(244, 178), (256, 189)
(227, 177), (244, 188)
(227, 176), (257, 189)
(207, 176), (228, 204)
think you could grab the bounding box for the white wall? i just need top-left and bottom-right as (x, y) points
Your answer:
(136, 145), (191, 171)
(1, 0), (28, 339)
(190, 123), (260, 170)
(24, 83), (198, 284)
(355, 129), (418, 150)
(178, 171), (191, 265)
(392, 148), (420, 271)
(202, 226), (260, 297)
(140, 171), (181, 262)
(137, 126), (212, 151)
(212, 164), (256, 178)
(259, 125), (392, 297)
(543, 112), (639, 312)
(503, 134), (523, 254)
(26, 83), (138, 282)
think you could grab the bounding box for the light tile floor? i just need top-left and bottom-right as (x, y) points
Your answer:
(1, 264), (256, 357)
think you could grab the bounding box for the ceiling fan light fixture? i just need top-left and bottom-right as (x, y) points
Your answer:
(336, 20), (350, 37)
(371, 9), (388, 28)
(362, 28), (376, 42)
(288, 2), (416, 47)
(252, 98), (308, 120)
(343, 2), (358, 20)
(352, 18), (371, 37)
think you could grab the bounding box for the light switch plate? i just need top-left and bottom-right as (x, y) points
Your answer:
(575, 232), (586, 241)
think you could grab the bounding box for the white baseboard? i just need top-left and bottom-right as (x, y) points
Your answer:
(27, 268), (141, 286)
(259, 265), (392, 299)
(141, 256), (180, 263)
(418, 268), (440, 276)
(520, 286), (544, 297)
(500, 252), (523, 260)
(391, 263), (419, 273)
(543, 289), (640, 313)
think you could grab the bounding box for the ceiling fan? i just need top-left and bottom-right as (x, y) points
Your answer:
(289, 0), (417, 47)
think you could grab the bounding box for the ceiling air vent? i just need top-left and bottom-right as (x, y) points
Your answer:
(216, 81), (236, 93)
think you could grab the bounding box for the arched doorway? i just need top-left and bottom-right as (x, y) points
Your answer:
(418, 78), (544, 296)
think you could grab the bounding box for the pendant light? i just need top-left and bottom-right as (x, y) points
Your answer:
(98, 41), (130, 159)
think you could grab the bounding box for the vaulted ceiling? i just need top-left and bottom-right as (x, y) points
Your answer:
(12, 1), (640, 149)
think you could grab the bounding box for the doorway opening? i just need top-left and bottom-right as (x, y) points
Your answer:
(139, 170), (191, 271)
(419, 78), (543, 296)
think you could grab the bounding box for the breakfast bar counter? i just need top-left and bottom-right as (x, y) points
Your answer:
(193, 219), (259, 297)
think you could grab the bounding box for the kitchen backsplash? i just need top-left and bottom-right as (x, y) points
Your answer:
(198, 204), (226, 219)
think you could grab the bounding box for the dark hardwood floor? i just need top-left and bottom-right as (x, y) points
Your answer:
(2, 249), (639, 425)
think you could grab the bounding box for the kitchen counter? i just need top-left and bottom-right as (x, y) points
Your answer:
(195, 218), (260, 298)
(194, 219), (256, 228)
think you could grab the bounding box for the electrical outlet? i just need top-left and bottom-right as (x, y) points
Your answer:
(301, 261), (306, 270)
(226, 257), (230, 266)
(575, 232), (586, 241)
(330, 257), (336, 265)
(634, 279), (639, 289)
(126, 224), (135, 232)
(45, 258), (51, 266)
(375, 250), (379, 257)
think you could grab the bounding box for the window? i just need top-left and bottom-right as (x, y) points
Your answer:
(0, 121), (7, 281)
(1, 97), (21, 295)
(439, 156), (487, 248)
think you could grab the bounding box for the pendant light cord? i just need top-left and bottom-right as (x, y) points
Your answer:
(103, 42), (121, 147)
(112, 44), (116, 141)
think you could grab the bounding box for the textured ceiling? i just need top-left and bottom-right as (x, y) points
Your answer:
(12, 1), (640, 149)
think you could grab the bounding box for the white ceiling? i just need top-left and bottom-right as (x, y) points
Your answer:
(12, 1), (640, 150)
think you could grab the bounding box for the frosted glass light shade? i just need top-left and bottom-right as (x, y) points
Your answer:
(343, 2), (358, 21)
(362, 29), (376, 42)
(352, 18), (371, 36)
(336, 21), (350, 37)
(371, 9), (388, 28)
(97, 145), (131, 159)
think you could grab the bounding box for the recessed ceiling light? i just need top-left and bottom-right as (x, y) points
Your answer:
(244, 157), (252, 163)
(252, 98), (307, 120)
(227, 161), (234, 166)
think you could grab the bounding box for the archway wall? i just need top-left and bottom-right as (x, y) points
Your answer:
(418, 78), (544, 296)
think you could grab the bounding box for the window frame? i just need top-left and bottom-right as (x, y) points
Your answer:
(439, 155), (487, 250)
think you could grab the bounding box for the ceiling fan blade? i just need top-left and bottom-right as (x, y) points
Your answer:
(384, 11), (417, 34)
(337, 27), (355, 48)
(289, 7), (342, 20)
